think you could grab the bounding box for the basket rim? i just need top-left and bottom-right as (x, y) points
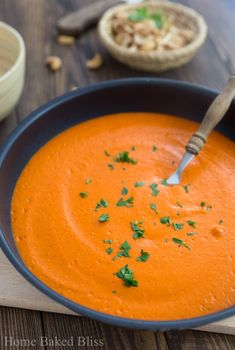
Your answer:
(99, 1), (208, 61)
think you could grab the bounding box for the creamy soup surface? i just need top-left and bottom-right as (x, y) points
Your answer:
(11, 113), (235, 320)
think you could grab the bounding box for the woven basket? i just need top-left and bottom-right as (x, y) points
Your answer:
(99, 1), (208, 72)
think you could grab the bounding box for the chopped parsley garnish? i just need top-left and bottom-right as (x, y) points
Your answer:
(103, 239), (113, 244)
(121, 187), (128, 195)
(112, 290), (117, 294)
(108, 163), (114, 170)
(95, 198), (109, 211)
(160, 216), (170, 226)
(186, 220), (196, 228)
(176, 201), (183, 208)
(150, 203), (158, 214)
(114, 151), (137, 164)
(128, 7), (165, 29)
(116, 197), (134, 207)
(161, 179), (168, 186)
(218, 219), (223, 225)
(104, 150), (110, 157)
(131, 221), (145, 240)
(183, 184), (189, 193)
(99, 213), (109, 222)
(152, 145), (158, 152)
(186, 232), (198, 236)
(149, 183), (159, 197)
(134, 181), (145, 187)
(173, 223), (184, 231)
(85, 178), (92, 184)
(136, 249), (150, 262)
(106, 247), (113, 255)
(131, 146), (136, 151)
(128, 7), (148, 21)
(200, 201), (206, 207)
(172, 237), (191, 250)
(151, 11), (165, 29)
(117, 241), (131, 258)
(79, 192), (88, 198)
(116, 265), (139, 287)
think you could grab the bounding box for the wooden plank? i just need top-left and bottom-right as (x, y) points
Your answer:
(42, 312), (168, 350)
(0, 307), (45, 350)
(165, 329), (235, 350)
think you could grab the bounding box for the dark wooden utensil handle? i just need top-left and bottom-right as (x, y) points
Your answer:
(186, 73), (235, 155)
(57, 0), (122, 35)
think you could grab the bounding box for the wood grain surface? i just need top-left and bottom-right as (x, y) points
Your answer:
(0, 0), (235, 349)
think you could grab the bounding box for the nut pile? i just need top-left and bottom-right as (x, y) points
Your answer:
(111, 7), (194, 52)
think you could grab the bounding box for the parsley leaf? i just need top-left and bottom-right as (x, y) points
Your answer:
(116, 265), (139, 287)
(218, 219), (223, 225)
(134, 181), (145, 187)
(200, 201), (206, 207)
(161, 179), (168, 186)
(186, 220), (196, 228)
(160, 216), (170, 226)
(99, 213), (109, 222)
(173, 223), (184, 231)
(172, 237), (191, 250)
(131, 146), (136, 151)
(121, 187), (128, 195)
(117, 241), (131, 258)
(136, 249), (150, 262)
(96, 198), (109, 211)
(103, 239), (113, 244)
(151, 12), (164, 29)
(114, 151), (137, 164)
(116, 197), (134, 207)
(186, 232), (198, 236)
(80, 192), (88, 198)
(128, 7), (164, 29)
(131, 221), (145, 240)
(85, 178), (92, 184)
(128, 7), (148, 21)
(108, 163), (114, 170)
(104, 150), (110, 157)
(150, 203), (158, 214)
(106, 247), (113, 255)
(149, 183), (159, 196)
(152, 145), (158, 152)
(183, 184), (190, 193)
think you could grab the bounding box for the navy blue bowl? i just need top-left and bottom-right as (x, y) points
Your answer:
(0, 78), (235, 330)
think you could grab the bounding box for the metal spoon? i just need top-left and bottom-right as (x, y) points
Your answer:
(167, 73), (235, 185)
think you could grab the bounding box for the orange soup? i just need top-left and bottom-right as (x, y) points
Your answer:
(11, 113), (235, 320)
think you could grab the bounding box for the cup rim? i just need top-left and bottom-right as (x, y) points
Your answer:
(0, 21), (25, 84)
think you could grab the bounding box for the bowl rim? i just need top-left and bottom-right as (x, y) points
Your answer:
(0, 77), (235, 330)
(0, 21), (25, 84)
(99, 1), (208, 60)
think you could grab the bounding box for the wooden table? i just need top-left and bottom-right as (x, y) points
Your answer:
(0, 0), (235, 349)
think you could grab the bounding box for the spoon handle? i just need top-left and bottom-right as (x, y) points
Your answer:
(186, 73), (235, 155)
(57, 0), (121, 35)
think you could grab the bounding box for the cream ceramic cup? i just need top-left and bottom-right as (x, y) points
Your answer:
(0, 21), (25, 121)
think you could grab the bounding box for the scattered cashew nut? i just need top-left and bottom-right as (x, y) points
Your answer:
(86, 54), (103, 70)
(57, 35), (76, 45)
(45, 56), (62, 72)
